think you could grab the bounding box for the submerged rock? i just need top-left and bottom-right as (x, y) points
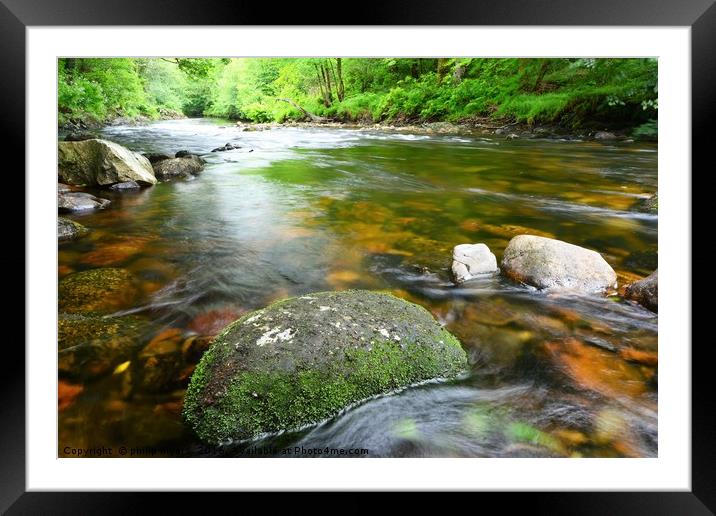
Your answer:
(624, 270), (658, 312)
(211, 142), (240, 152)
(152, 156), (205, 181)
(451, 243), (499, 283)
(183, 290), (468, 443)
(58, 217), (89, 241)
(635, 193), (658, 214)
(58, 139), (157, 186)
(58, 313), (150, 380)
(108, 181), (141, 191)
(594, 131), (617, 140)
(58, 192), (111, 212)
(58, 267), (141, 314)
(501, 235), (617, 293)
(136, 328), (187, 393)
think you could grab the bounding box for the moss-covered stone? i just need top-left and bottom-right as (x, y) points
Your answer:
(58, 267), (141, 314)
(635, 192), (657, 214)
(58, 312), (150, 379)
(183, 290), (468, 443)
(58, 217), (89, 241)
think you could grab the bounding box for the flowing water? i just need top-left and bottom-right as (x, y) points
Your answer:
(58, 118), (658, 458)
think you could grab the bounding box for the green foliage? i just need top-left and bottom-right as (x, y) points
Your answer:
(632, 119), (658, 140)
(58, 57), (657, 134)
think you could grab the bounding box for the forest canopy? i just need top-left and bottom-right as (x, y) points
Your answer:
(58, 57), (658, 135)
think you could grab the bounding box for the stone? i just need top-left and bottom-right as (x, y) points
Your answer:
(58, 217), (89, 241)
(58, 139), (157, 186)
(635, 193), (657, 214)
(175, 150), (203, 159)
(136, 328), (187, 393)
(624, 270), (658, 312)
(152, 156), (205, 181)
(58, 313), (150, 380)
(142, 152), (173, 164)
(501, 235), (617, 293)
(183, 290), (468, 443)
(58, 267), (141, 314)
(64, 131), (97, 142)
(594, 131), (617, 140)
(58, 192), (111, 212)
(108, 181), (141, 191)
(451, 243), (499, 283)
(211, 142), (241, 152)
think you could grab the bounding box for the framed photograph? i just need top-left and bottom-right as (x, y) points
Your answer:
(5, 0), (710, 510)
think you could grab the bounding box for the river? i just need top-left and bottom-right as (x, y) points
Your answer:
(58, 118), (658, 458)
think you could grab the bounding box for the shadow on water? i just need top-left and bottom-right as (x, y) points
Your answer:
(58, 119), (658, 458)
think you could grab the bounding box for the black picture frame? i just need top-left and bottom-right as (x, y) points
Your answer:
(3, 0), (709, 511)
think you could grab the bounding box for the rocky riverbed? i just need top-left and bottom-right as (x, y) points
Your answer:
(58, 118), (658, 458)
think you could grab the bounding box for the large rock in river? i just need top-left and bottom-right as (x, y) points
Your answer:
(58, 217), (89, 241)
(501, 235), (617, 293)
(59, 313), (150, 379)
(58, 192), (110, 212)
(183, 290), (468, 443)
(58, 139), (157, 186)
(59, 267), (141, 314)
(451, 243), (499, 283)
(624, 270), (658, 312)
(152, 156), (205, 181)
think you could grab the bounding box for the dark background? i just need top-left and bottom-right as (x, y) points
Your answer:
(2, 0), (710, 513)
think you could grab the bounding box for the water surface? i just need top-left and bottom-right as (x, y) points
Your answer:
(59, 119), (658, 458)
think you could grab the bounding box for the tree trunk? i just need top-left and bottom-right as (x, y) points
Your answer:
(278, 99), (326, 122)
(322, 62), (333, 104)
(437, 58), (447, 82)
(336, 58), (345, 101)
(314, 63), (331, 107)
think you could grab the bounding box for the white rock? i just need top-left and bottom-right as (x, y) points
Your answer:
(451, 243), (499, 283)
(501, 235), (617, 293)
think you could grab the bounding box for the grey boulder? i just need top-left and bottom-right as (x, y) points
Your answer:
(451, 243), (499, 283)
(58, 217), (89, 241)
(624, 270), (658, 312)
(58, 192), (110, 212)
(108, 181), (141, 191)
(501, 235), (617, 293)
(152, 156), (205, 181)
(58, 139), (157, 186)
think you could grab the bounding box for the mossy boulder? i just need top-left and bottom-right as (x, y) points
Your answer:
(635, 193), (658, 214)
(58, 267), (141, 314)
(58, 139), (157, 186)
(58, 313), (150, 379)
(58, 217), (89, 241)
(184, 290), (468, 443)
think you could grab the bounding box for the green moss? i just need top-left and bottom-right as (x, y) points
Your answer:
(58, 312), (150, 379)
(58, 267), (140, 314)
(184, 336), (467, 443)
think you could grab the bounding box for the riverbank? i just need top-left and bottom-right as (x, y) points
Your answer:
(61, 115), (655, 143)
(232, 119), (651, 141)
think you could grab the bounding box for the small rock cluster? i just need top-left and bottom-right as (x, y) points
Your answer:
(450, 235), (656, 312)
